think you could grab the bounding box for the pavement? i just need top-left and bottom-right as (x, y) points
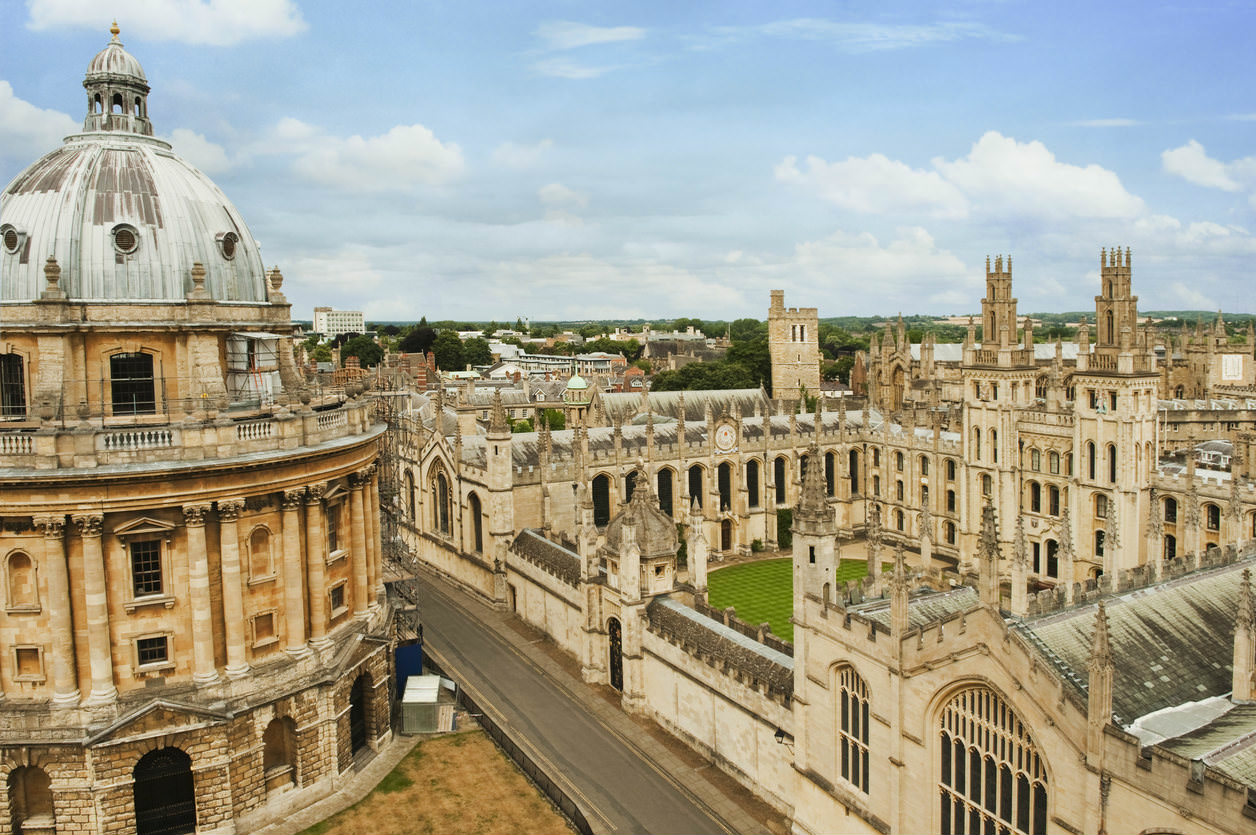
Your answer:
(419, 569), (787, 835)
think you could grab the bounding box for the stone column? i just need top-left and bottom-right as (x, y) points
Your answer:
(305, 485), (330, 648)
(217, 499), (249, 677)
(350, 471), (370, 615)
(35, 515), (79, 706)
(281, 489), (310, 656)
(183, 504), (219, 685)
(366, 467), (382, 605)
(74, 514), (116, 704)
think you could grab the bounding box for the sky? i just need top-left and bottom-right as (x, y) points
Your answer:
(1, 1), (1254, 324)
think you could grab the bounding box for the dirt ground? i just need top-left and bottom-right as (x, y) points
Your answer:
(300, 730), (575, 835)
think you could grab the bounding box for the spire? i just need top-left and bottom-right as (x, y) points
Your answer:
(1235, 570), (1255, 702)
(890, 541), (910, 639)
(866, 500), (883, 580)
(1087, 601), (1115, 766)
(1011, 514), (1029, 616)
(488, 389), (509, 435)
(978, 498), (1001, 608)
(794, 443), (833, 534)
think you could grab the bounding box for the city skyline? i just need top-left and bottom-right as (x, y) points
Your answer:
(1, 0), (1253, 321)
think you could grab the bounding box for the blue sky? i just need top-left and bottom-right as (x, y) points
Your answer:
(1, 1), (1254, 323)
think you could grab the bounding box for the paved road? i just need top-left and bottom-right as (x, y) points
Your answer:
(420, 576), (743, 835)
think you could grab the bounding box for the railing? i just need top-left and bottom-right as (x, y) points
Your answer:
(317, 411), (348, 432)
(0, 434), (34, 455)
(235, 420), (275, 441)
(100, 428), (175, 451)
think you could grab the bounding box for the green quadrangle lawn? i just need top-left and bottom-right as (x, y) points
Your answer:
(706, 557), (886, 643)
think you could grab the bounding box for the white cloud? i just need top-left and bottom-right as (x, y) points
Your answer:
(0, 80), (77, 161)
(701, 18), (1016, 53)
(1161, 140), (1248, 192)
(26, 0), (306, 46)
(167, 128), (232, 174)
(279, 122), (464, 193)
(790, 227), (970, 293)
(538, 183), (587, 208)
(1168, 281), (1217, 311)
(1070, 118), (1141, 128)
(531, 58), (617, 79)
(491, 139), (553, 169)
(775, 153), (968, 218)
(534, 21), (645, 50)
(933, 131), (1145, 220)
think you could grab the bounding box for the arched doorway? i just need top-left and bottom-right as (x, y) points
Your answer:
(349, 674), (369, 754)
(607, 618), (623, 691)
(721, 519), (733, 552)
(8, 766), (53, 835)
(263, 717), (298, 793)
(133, 748), (196, 835)
(592, 474), (611, 526)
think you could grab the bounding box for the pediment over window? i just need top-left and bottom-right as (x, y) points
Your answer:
(113, 516), (176, 539)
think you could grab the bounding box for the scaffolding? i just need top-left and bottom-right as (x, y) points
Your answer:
(374, 391), (424, 642)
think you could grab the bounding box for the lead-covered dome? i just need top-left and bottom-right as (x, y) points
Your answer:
(0, 25), (267, 303)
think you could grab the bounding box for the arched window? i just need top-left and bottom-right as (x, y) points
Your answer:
(896, 480), (905, 502)
(1104, 310), (1114, 343)
(468, 493), (484, 553)
(263, 716), (298, 792)
(1206, 504), (1221, 531)
(825, 452), (836, 497)
(849, 449), (861, 495)
(717, 463), (732, 511)
(989, 429), (998, 463)
(8, 765), (54, 832)
(895, 451), (904, 472)
(1086, 442), (1096, 480)
(1045, 540), (1059, 578)
(592, 474), (611, 526)
(1048, 486), (1060, 517)
(972, 428), (982, 461)
(1095, 494), (1108, 519)
(111, 92), (123, 113)
(1048, 451), (1060, 475)
(872, 447), (881, 467)
(6, 551), (37, 609)
(873, 475), (881, 496)
(836, 667), (870, 793)
(0, 353), (26, 418)
(947, 490), (957, 513)
(945, 522), (956, 545)
(1107, 443), (1117, 484)
(1164, 534), (1177, 560)
(746, 460), (760, 508)
(774, 457), (786, 505)
(946, 459), (957, 481)
(1029, 482), (1041, 514)
(404, 471), (416, 521)
(689, 465), (705, 509)
(920, 455), (930, 477)
(110, 351), (156, 416)
(1030, 449), (1040, 472)
(981, 474), (992, 497)
(939, 686), (1048, 835)
(433, 471), (451, 535)
(657, 468), (674, 516)
(248, 527), (273, 579)
(1095, 530), (1105, 557)
(895, 509), (904, 531)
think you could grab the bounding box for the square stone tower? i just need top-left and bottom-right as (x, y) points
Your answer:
(768, 289), (821, 400)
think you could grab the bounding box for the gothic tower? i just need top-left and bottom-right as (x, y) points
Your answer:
(768, 290), (821, 402)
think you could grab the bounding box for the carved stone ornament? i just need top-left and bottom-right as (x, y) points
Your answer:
(73, 514), (103, 537)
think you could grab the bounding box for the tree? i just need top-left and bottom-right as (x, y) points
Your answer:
(309, 344), (332, 363)
(633, 358), (652, 374)
(340, 334), (383, 368)
(511, 418), (534, 433)
(463, 336), (493, 366)
(541, 408), (566, 431)
(400, 319), (437, 354)
(483, 320), (499, 339)
(430, 330), (465, 371)
(514, 317), (527, 333)
(725, 338), (771, 388)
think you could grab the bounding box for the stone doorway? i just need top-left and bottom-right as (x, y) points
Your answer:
(133, 748), (196, 835)
(608, 617), (623, 691)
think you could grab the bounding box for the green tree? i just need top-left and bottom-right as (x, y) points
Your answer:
(340, 334), (383, 368)
(309, 344), (332, 363)
(399, 317), (437, 354)
(633, 358), (652, 374)
(514, 317), (527, 333)
(725, 337), (771, 388)
(541, 408), (566, 430)
(463, 336), (493, 366)
(511, 418), (534, 433)
(430, 330), (465, 371)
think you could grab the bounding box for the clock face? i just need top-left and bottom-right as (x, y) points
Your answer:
(714, 424), (736, 452)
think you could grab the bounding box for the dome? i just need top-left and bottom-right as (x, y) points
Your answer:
(603, 477), (678, 560)
(0, 26), (267, 303)
(567, 374), (588, 390)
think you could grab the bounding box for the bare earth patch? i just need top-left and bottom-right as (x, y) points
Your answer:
(299, 729), (574, 835)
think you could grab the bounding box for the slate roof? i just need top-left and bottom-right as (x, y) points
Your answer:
(1018, 558), (1253, 725)
(511, 529), (582, 587)
(599, 389), (770, 423)
(856, 586), (979, 629)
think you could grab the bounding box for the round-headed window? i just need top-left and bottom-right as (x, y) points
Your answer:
(218, 231), (239, 260)
(1, 225), (20, 255)
(112, 224), (138, 255)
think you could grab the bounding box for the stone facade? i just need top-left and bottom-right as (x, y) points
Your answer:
(769, 289), (821, 401)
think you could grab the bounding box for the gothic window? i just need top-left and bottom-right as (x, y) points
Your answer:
(873, 475), (881, 497)
(1032, 541), (1040, 573)
(1029, 482), (1041, 514)
(689, 464), (705, 509)
(1095, 494), (1108, 519)
(1164, 534), (1177, 560)
(837, 667), (871, 794)
(872, 448), (880, 467)
(825, 452), (836, 497)
(946, 459), (957, 481)
(947, 490), (957, 513)
(945, 522), (956, 545)
(717, 463), (732, 511)
(895, 509), (905, 531)
(1065, 453), (1073, 476)
(895, 452), (904, 472)
(1048, 486), (1060, 517)
(1107, 444), (1117, 484)
(6, 551), (37, 609)
(1095, 530), (1105, 557)
(1030, 449), (1040, 472)
(433, 471), (451, 535)
(110, 351), (156, 416)
(982, 475), (992, 497)
(1045, 540), (1059, 578)
(1048, 452), (1059, 475)
(1206, 504), (1221, 531)
(989, 429), (998, 463)
(746, 461), (760, 508)
(922, 485), (929, 506)
(920, 456), (930, 477)
(248, 527), (273, 579)
(972, 429), (982, 461)
(468, 493), (484, 553)
(774, 457), (786, 505)
(592, 474), (611, 526)
(939, 686), (1048, 835)
(1086, 443), (1096, 480)
(896, 480), (905, 502)
(404, 471), (416, 521)
(657, 468), (674, 516)
(130, 539), (163, 597)
(849, 450), (861, 495)
(0, 353), (26, 419)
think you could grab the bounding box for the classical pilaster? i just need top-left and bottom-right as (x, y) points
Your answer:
(366, 466), (382, 605)
(281, 489), (310, 656)
(305, 485), (330, 648)
(217, 499), (249, 677)
(183, 503), (219, 685)
(35, 515), (79, 705)
(74, 513), (116, 704)
(350, 471), (370, 616)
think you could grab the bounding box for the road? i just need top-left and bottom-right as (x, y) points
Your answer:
(419, 576), (742, 835)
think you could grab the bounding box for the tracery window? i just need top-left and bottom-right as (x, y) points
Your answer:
(837, 667), (870, 794)
(939, 686), (1047, 835)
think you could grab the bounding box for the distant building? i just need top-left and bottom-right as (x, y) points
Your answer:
(312, 306), (365, 338)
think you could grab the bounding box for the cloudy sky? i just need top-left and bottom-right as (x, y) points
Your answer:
(1, 1), (1254, 322)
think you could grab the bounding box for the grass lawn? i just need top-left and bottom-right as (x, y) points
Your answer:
(707, 557), (886, 643)
(298, 730), (573, 835)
